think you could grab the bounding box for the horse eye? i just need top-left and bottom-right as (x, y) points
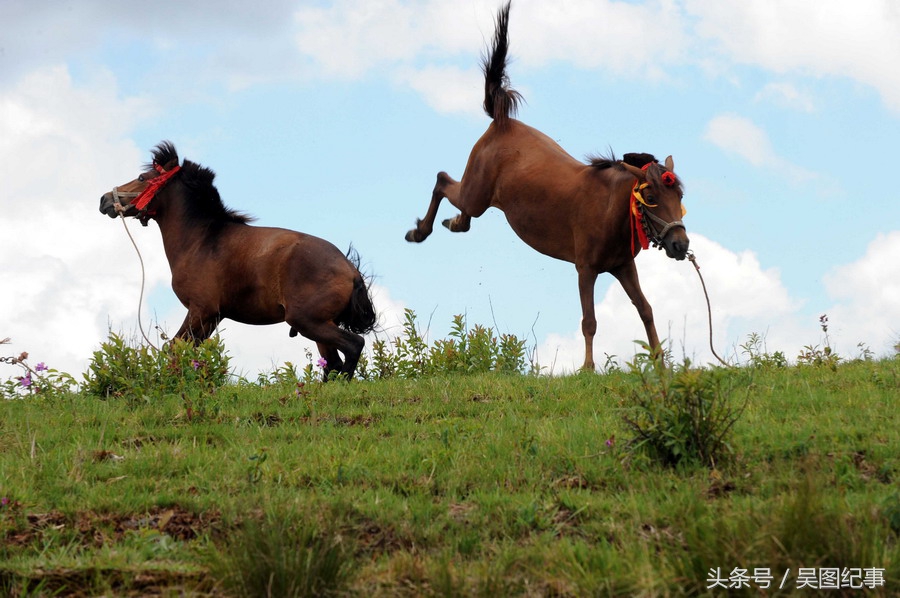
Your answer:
(138, 175), (145, 182)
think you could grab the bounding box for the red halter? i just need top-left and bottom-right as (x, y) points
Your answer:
(133, 163), (181, 212)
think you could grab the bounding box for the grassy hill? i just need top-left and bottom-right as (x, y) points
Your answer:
(1, 325), (898, 596)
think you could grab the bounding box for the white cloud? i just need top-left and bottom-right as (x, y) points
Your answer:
(703, 113), (816, 181)
(704, 114), (775, 167)
(824, 231), (900, 355)
(687, 0), (900, 112)
(393, 65), (484, 117)
(0, 65), (168, 378)
(755, 82), (816, 113)
(292, 0), (689, 111)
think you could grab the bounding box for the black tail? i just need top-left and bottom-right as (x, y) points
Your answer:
(482, 1), (523, 126)
(337, 248), (377, 335)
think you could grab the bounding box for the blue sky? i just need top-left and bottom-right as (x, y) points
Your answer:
(2, 0), (899, 378)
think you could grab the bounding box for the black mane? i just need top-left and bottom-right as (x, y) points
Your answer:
(148, 141), (254, 225)
(588, 151), (684, 195)
(587, 151), (657, 170)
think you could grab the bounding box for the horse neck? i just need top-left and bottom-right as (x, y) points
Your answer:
(596, 169), (636, 227)
(152, 187), (213, 266)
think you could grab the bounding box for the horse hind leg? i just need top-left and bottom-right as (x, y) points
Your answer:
(316, 342), (344, 381)
(406, 171), (463, 242)
(289, 316), (365, 380)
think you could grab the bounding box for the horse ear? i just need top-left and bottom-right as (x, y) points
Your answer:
(620, 162), (645, 179)
(664, 155), (674, 171)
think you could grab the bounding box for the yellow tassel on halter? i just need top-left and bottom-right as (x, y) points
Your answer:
(632, 182), (657, 208)
(633, 181), (688, 216)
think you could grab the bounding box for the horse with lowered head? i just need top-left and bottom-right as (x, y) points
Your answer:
(405, 1), (689, 370)
(99, 142), (376, 379)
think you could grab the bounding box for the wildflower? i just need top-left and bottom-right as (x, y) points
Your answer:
(0, 497), (8, 507)
(20, 373), (32, 388)
(191, 359), (201, 371)
(35, 362), (48, 372)
(605, 436), (615, 448)
(316, 357), (328, 369)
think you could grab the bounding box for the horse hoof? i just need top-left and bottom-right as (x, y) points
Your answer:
(405, 229), (423, 243)
(443, 217), (470, 233)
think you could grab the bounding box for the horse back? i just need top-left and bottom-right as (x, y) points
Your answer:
(464, 120), (621, 265)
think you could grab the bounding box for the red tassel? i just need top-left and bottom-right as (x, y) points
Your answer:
(133, 164), (181, 211)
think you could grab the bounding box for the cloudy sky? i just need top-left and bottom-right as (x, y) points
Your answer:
(2, 0), (898, 379)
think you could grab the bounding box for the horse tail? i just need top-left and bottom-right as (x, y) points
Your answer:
(482, 1), (522, 127)
(338, 247), (377, 335)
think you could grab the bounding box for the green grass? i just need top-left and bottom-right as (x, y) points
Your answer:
(1, 357), (899, 596)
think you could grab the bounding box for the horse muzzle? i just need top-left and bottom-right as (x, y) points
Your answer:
(99, 193), (122, 218)
(663, 230), (690, 261)
(99, 190), (139, 219)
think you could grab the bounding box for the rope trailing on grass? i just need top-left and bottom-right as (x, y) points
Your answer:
(687, 250), (730, 367)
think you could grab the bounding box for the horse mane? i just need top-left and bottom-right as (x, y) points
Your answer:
(179, 161), (255, 225)
(587, 151), (684, 194)
(587, 151), (657, 170)
(147, 141), (254, 225)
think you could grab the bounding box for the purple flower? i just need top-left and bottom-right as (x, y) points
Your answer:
(20, 373), (32, 388)
(35, 362), (48, 372)
(191, 359), (201, 371)
(605, 436), (615, 448)
(316, 358), (328, 369)
(0, 497), (8, 507)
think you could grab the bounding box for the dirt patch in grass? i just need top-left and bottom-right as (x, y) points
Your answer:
(4, 504), (222, 548)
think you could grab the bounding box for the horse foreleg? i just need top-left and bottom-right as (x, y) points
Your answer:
(611, 261), (662, 357)
(405, 171), (460, 242)
(174, 309), (220, 343)
(577, 266), (599, 371)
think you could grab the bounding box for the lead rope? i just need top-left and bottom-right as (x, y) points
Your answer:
(113, 193), (161, 352)
(686, 250), (730, 367)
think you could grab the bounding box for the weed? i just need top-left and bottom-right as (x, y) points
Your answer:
(209, 514), (352, 598)
(1, 339), (77, 399)
(883, 493), (900, 536)
(621, 342), (747, 469)
(797, 314), (842, 370)
(366, 309), (529, 379)
(739, 332), (786, 369)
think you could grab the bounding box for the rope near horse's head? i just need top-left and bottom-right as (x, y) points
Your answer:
(112, 197), (161, 352)
(686, 250), (730, 367)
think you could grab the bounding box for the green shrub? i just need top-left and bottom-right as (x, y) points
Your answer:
(621, 343), (747, 469)
(366, 309), (529, 379)
(83, 332), (230, 400)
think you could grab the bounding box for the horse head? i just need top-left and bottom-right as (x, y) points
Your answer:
(621, 156), (690, 260)
(99, 142), (181, 225)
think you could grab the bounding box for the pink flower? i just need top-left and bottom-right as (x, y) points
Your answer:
(316, 358), (328, 369)
(191, 360), (201, 370)
(35, 362), (48, 372)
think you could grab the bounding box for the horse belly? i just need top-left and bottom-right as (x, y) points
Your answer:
(218, 282), (286, 325)
(497, 204), (576, 264)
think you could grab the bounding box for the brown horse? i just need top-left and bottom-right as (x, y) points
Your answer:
(405, 2), (689, 370)
(99, 142), (376, 379)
